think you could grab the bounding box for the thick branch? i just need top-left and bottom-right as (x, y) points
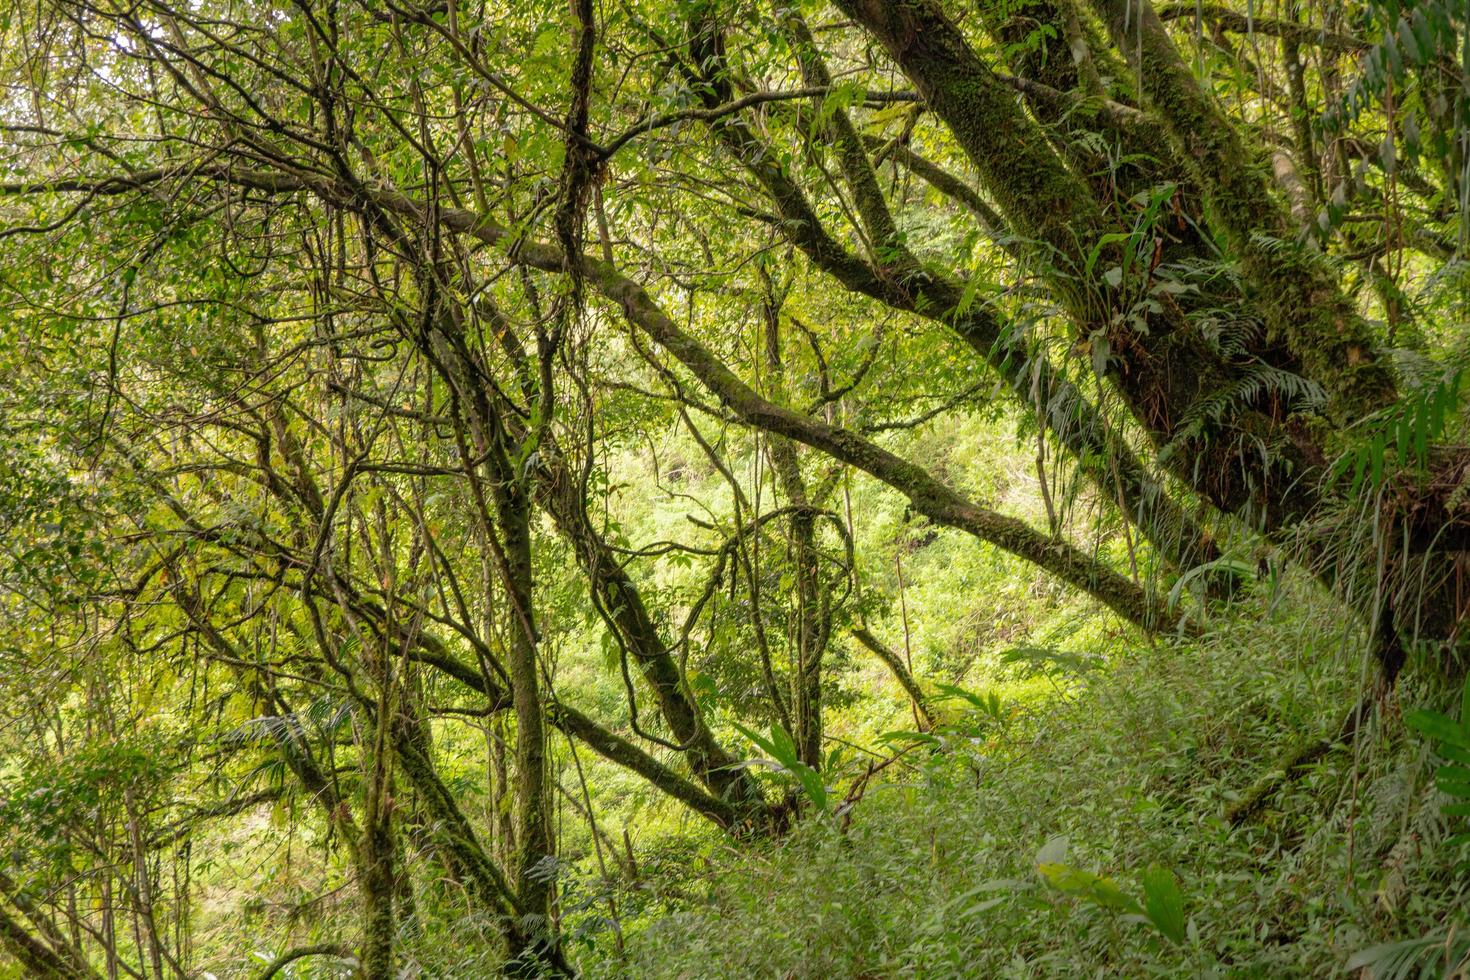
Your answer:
(1154, 4), (1367, 53)
(576, 256), (1180, 632)
(851, 627), (937, 731)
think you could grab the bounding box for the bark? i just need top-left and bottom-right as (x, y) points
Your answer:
(775, 455), (827, 769)
(1086, 0), (1396, 421)
(392, 743), (531, 937)
(828, 0), (1338, 543)
(437, 280), (770, 824)
(549, 703), (747, 830)
(780, 8), (904, 255)
(972, 0), (1218, 268)
(759, 286), (831, 768)
(1281, 37), (1323, 207)
(254, 945), (353, 980)
(0, 904), (97, 980)
(866, 138), (1007, 236)
(487, 715), (515, 866)
(360, 692), (396, 979)
(392, 706), (582, 977)
(418, 304), (559, 961)
(974, 0), (1155, 174)
(829, 0), (1103, 282)
(492, 479), (556, 945)
(0, 872), (96, 980)
(1153, 4), (1367, 53)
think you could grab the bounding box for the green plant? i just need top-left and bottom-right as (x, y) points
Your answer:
(1404, 675), (1470, 846)
(733, 722), (829, 815)
(1332, 369), (1464, 493)
(932, 682), (1008, 721)
(1345, 928), (1470, 980)
(1033, 836), (1188, 946)
(1166, 556), (1258, 611)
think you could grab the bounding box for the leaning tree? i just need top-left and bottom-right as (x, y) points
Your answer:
(3, 0), (1469, 973)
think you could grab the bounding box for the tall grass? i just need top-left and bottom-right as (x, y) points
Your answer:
(577, 578), (1468, 978)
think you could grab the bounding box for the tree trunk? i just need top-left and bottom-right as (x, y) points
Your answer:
(535, 459), (772, 824)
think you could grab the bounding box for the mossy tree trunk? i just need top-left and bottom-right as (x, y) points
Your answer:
(827, 0), (1349, 526)
(417, 309), (563, 970)
(759, 272), (831, 769)
(536, 455), (773, 826)
(1084, 0), (1396, 421)
(690, 7), (1226, 579)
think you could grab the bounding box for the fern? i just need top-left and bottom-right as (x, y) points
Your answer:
(1346, 928), (1470, 979)
(1193, 312), (1264, 360)
(1403, 674), (1470, 846)
(1330, 368), (1464, 492)
(1162, 365), (1327, 460)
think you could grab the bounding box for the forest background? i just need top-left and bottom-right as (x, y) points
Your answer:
(2, 0), (1470, 975)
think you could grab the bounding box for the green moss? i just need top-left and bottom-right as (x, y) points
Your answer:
(1088, 0), (1397, 424)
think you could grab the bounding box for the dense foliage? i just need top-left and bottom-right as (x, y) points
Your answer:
(1, 0), (1468, 975)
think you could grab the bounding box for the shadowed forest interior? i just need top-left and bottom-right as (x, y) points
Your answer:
(2, 0), (1470, 975)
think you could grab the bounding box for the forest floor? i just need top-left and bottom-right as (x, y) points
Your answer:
(567, 583), (1469, 978)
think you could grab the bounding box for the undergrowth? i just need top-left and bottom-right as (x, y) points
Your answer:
(570, 582), (1470, 978)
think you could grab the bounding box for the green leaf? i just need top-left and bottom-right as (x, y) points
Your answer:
(1091, 333), (1111, 378)
(733, 722), (827, 814)
(934, 682), (1004, 717)
(795, 767), (828, 813)
(1140, 865), (1187, 945)
(1037, 863), (1141, 914)
(1436, 768), (1470, 798)
(1405, 709), (1470, 748)
(1442, 744), (1470, 767)
(1035, 835), (1069, 867)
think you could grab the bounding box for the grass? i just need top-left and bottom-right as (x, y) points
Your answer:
(570, 577), (1470, 978)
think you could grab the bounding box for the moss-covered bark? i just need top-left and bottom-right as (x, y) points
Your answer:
(760, 296), (831, 769)
(780, 8), (905, 260)
(396, 621), (750, 831)
(830, 0), (1103, 285)
(463, 285), (770, 826)
(974, 0), (1160, 179)
(1086, 0), (1397, 422)
(391, 720), (526, 930)
(851, 627), (937, 730)
(358, 777), (395, 980)
(548, 703), (747, 830)
(415, 308), (564, 969)
(491, 480), (555, 935)
(0, 904), (97, 980)
(825, 0), (1340, 543)
(315, 181), (1176, 630)
(536, 459), (772, 823)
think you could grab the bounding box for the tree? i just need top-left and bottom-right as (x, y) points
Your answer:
(2, 0), (1466, 972)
